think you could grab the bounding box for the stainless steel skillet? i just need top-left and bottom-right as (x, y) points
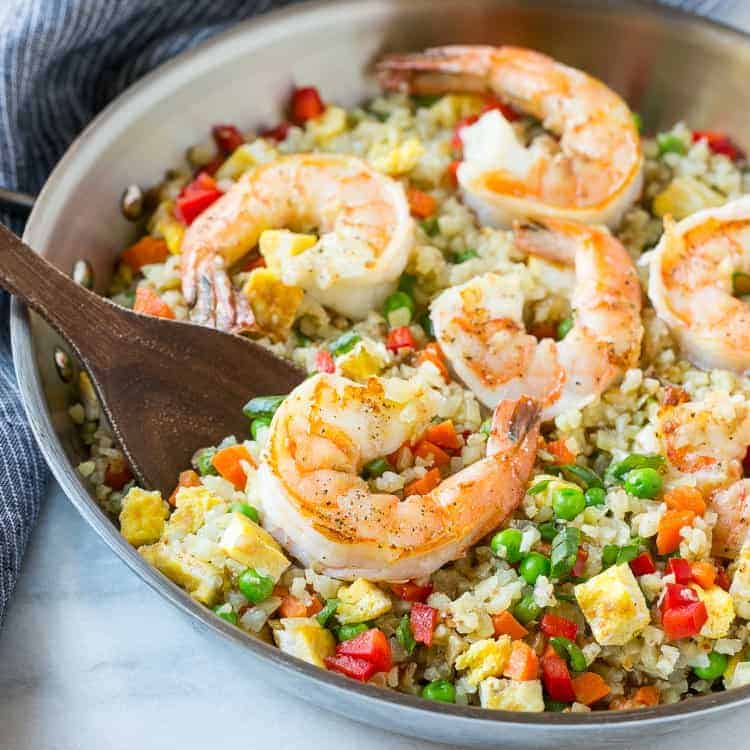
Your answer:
(11, 1), (750, 746)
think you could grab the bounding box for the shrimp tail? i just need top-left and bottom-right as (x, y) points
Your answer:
(487, 396), (541, 456)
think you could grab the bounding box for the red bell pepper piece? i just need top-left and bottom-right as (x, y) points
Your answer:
(174, 172), (223, 226)
(336, 628), (392, 673)
(540, 613), (578, 641)
(386, 326), (415, 353)
(667, 557), (692, 584)
(629, 551), (656, 576)
(692, 130), (745, 161)
(315, 349), (335, 374)
(324, 654), (379, 682)
(212, 124), (245, 154)
(572, 547), (588, 578)
(410, 602), (438, 647)
(451, 114), (479, 151)
(482, 99), (520, 122)
(541, 653), (575, 703)
(390, 581), (433, 603)
(661, 583), (699, 613)
(261, 121), (291, 142)
(290, 86), (325, 124)
(447, 159), (461, 186)
(662, 601), (708, 640)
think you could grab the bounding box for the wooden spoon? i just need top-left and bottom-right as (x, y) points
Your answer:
(0, 223), (305, 496)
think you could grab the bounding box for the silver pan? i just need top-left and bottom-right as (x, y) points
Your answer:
(11, 1), (750, 746)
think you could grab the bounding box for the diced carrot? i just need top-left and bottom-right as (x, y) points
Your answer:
(407, 188), (437, 219)
(545, 439), (576, 465)
(211, 444), (257, 490)
(413, 440), (451, 468)
(415, 343), (450, 383)
(571, 672), (611, 706)
(168, 469), (201, 506)
(307, 595), (324, 617)
(690, 561), (717, 589)
(279, 594), (308, 618)
(664, 486), (706, 515)
(424, 419), (461, 451)
(133, 286), (175, 319)
(656, 509), (695, 555)
(492, 610), (529, 640)
(121, 236), (169, 272)
(503, 640), (539, 681)
(632, 685), (660, 707)
(404, 468), (441, 497)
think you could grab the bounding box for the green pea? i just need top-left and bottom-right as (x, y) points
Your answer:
(538, 521), (558, 542)
(557, 318), (573, 340)
(230, 502), (260, 523)
(519, 552), (551, 585)
(243, 395), (285, 421)
(238, 568), (274, 604)
(213, 603), (238, 625)
(454, 249), (479, 264)
(733, 271), (750, 296)
(336, 623), (369, 642)
(383, 291), (415, 321)
(480, 418), (492, 435)
(420, 217), (439, 236)
(601, 545), (620, 568)
(419, 312), (435, 339)
(528, 480), (551, 495)
(552, 486), (586, 521)
(624, 467), (663, 499)
(251, 417), (271, 440)
(194, 447), (218, 476)
(657, 133), (687, 156)
(396, 615), (416, 655)
(362, 457), (392, 479)
(513, 594), (542, 625)
(693, 651), (728, 681)
(316, 599), (339, 627)
(491, 528), (524, 563)
(328, 331), (361, 357)
(549, 636), (587, 673)
(584, 487), (606, 507)
(608, 453), (665, 481)
(422, 679), (456, 703)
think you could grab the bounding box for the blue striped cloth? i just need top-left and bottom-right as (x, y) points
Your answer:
(0, 0), (740, 625)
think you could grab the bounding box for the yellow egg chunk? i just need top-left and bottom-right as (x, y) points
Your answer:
(479, 678), (544, 712)
(692, 584), (735, 639)
(455, 636), (512, 686)
(219, 512), (290, 581)
(336, 578), (392, 624)
(652, 176), (723, 220)
(119, 488), (169, 547)
(167, 485), (224, 536)
(306, 106), (348, 144)
(259, 229), (318, 271)
(274, 617), (336, 667)
(574, 564), (650, 645)
(242, 267), (304, 341)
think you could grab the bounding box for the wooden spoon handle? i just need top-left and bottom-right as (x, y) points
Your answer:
(0, 223), (117, 360)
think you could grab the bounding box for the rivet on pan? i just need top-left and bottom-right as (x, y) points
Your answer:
(120, 184), (144, 221)
(72, 259), (94, 289)
(53, 347), (73, 383)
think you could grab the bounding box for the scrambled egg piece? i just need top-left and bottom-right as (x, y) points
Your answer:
(730, 544), (750, 619)
(274, 617), (336, 667)
(242, 267), (304, 341)
(150, 200), (185, 254)
(306, 106), (348, 144)
(167, 486), (224, 536)
(219, 512), (290, 581)
(652, 176), (724, 220)
(140, 541), (223, 605)
(336, 578), (392, 624)
(429, 94), (485, 128)
(692, 584), (735, 639)
(368, 137), (424, 176)
(259, 229), (318, 271)
(215, 139), (278, 181)
(455, 636), (512, 686)
(338, 340), (387, 381)
(479, 677), (545, 712)
(119, 488), (169, 547)
(575, 564), (650, 645)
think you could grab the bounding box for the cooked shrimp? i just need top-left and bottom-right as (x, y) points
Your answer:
(710, 480), (750, 559)
(255, 374), (540, 580)
(430, 219), (642, 420)
(647, 196), (750, 373)
(377, 45), (643, 228)
(181, 154), (413, 329)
